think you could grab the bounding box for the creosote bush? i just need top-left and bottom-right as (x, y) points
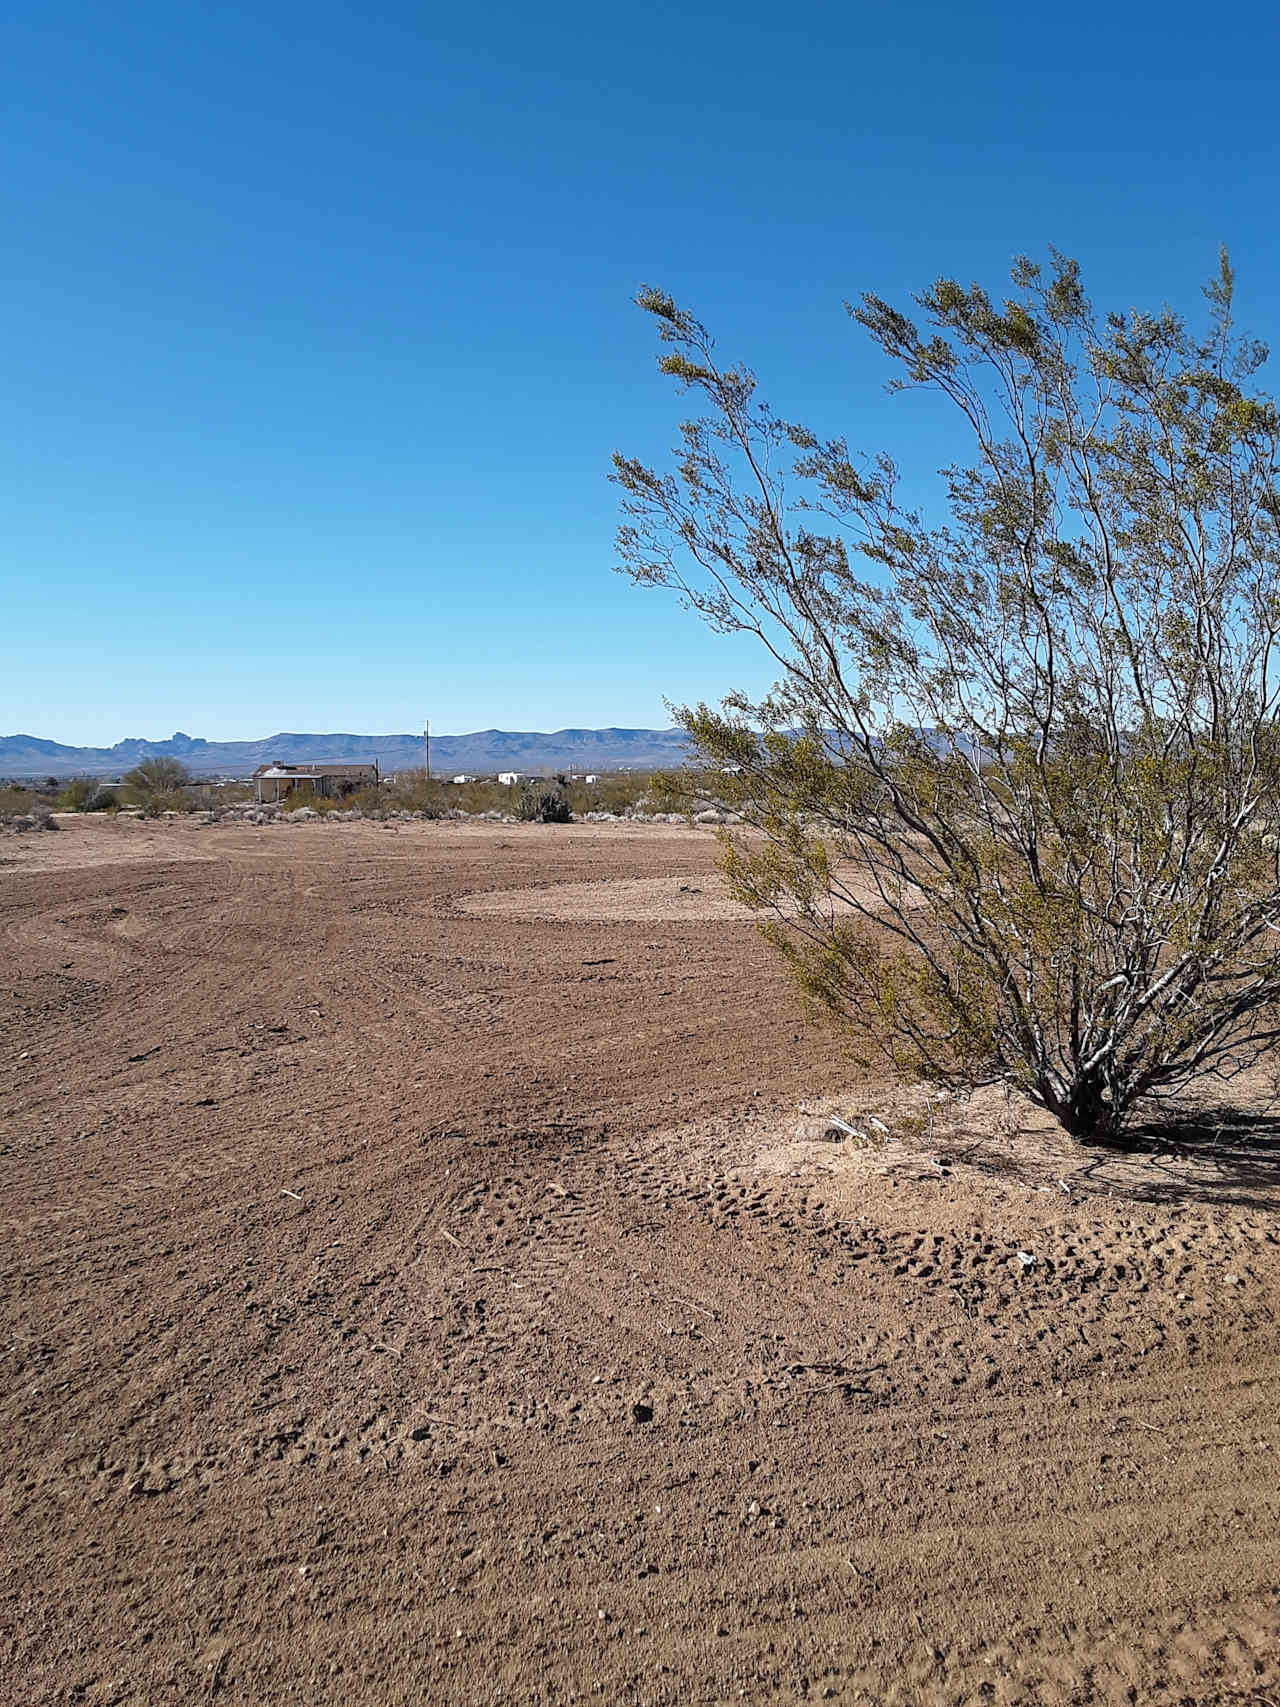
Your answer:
(517, 782), (572, 823)
(139, 790), (190, 818)
(57, 777), (99, 811)
(1, 802), (58, 833)
(122, 757), (192, 800)
(565, 773), (657, 816)
(0, 784), (35, 814)
(615, 251), (1280, 1144)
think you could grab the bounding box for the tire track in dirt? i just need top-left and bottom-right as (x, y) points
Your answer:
(4, 816), (1280, 1704)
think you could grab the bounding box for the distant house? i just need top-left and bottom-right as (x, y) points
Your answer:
(584, 774), (600, 784)
(451, 774), (479, 784)
(497, 772), (525, 787)
(254, 761), (379, 804)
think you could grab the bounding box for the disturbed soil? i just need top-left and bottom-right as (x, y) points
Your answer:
(2, 814), (1280, 1706)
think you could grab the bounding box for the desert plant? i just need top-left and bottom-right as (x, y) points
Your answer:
(372, 769), (447, 816)
(1, 803), (58, 833)
(614, 252), (1280, 1144)
(85, 785), (119, 812)
(272, 782), (378, 815)
(123, 756), (192, 806)
(517, 782), (572, 824)
(57, 777), (99, 811)
(642, 770), (695, 815)
(564, 771), (660, 816)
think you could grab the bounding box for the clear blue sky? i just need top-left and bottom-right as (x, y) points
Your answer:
(4, 0), (1279, 743)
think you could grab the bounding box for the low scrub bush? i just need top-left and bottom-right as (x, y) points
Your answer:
(517, 783), (572, 823)
(273, 784), (383, 815)
(58, 777), (99, 811)
(1, 803), (58, 833)
(186, 781), (252, 812)
(565, 773), (652, 816)
(377, 771), (448, 816)
(139, 790), (191, 818)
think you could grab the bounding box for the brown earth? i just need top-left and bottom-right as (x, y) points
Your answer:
(2, 813), (1279, 1706)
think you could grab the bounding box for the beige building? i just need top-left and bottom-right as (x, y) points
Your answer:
(253, 761), (379, 804)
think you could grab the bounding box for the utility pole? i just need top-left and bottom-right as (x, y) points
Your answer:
(424, 720), (430, 781)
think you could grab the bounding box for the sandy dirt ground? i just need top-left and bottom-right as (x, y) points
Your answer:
(2, 814), (1279, 1706)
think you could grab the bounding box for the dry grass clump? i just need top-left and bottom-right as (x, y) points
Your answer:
(1, 802), (59, 833)
(0, 784), (45, 814)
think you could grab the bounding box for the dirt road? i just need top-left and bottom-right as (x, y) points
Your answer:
(2, 815), (1278, 1704)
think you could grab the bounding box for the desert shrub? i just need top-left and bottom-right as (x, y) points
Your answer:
(57, 777), (99, 811)
(616, 252), (1280, 1145)
(451, 779), (516, 814)
(271, 783), (376, 815)
(177, 781), (252, 812)
(122, 757), (197, 812)
(135, 786), (210, 817)
(517, 782), (572, 823)
(1, 803), (58, 833)
(272, 786), (335, 813)
(624, 767), (743, 818)
(377, 770), (448, 816)
(85, 785), (119, 812)
(640, 771), (693, 815)
(404, 793), (446, 819)
(564, 772), (659, 816)
(123, 757), (192, 797)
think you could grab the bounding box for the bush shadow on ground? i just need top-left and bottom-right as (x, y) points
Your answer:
(1083, 1105), (1280, 1210)
(936, 1099), (1280, 1213)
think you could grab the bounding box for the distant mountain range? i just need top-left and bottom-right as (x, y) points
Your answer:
(0, 727), (695, 779)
